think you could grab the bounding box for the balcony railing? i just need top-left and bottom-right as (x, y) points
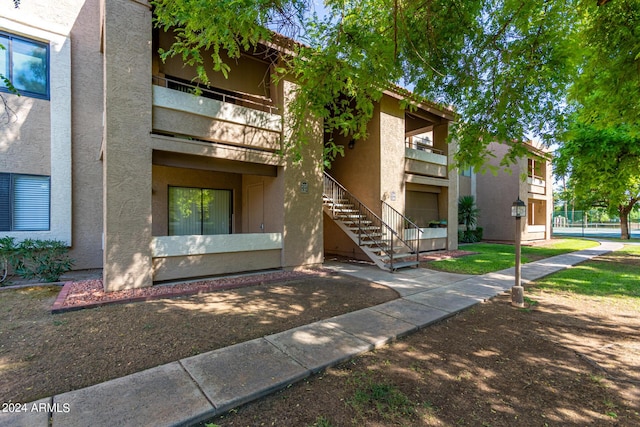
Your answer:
(405, 139), (444, 155)
(152, 75), (280, 115)
(527, 176), (546, 187)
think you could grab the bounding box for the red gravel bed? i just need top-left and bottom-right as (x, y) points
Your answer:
(51, 269), (322, 314)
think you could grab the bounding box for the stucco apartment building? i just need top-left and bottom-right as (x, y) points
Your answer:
(323, 94), (459, 268)
(1, 0), (463, 291)
(459, 141), (553, 242)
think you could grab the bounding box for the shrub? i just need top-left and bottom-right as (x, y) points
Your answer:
(458, 195), (480, 230)
(459, 227), (483, 243)
(0, 237), (74, 282)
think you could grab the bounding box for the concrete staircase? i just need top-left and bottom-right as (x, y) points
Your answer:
(323, 173), (420, 271)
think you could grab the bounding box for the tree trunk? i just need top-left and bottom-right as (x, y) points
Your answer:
(619, 205), (631, 240)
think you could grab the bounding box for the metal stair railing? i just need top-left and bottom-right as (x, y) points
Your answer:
(323, 172), (416, 270)
(382, 201), (421, 266)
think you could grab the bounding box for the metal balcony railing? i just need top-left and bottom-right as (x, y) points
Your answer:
(152, 75), (280, 115)
(405, 139), (444, 155)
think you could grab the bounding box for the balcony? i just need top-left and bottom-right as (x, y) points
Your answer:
(404, 140), (448, 179)
(527, 175), (546, 195)
(151, 76), (282, 153)
(151, 233), (283, 282)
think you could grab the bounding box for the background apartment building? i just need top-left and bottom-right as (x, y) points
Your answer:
(459, 141), (553, 242)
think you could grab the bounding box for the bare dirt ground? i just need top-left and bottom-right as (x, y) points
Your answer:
(0, 272), (397, 404)
(1, 250), (639, 426)
(206, 290), (640, 426)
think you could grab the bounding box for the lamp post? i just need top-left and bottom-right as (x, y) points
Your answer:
(511, 197), (526, 308)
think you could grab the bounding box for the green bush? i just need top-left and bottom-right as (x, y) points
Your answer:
(0, 237), (74, 282)
(458, 195), (480, 230)
(459, 227), (483, 243)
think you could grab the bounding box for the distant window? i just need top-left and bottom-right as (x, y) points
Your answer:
(0, 173), (51, 231)
(168, 187), (232, 235)
(0, 32), (49, 99)
(528, 158), (545, 180)
(460, 167), (472, 177)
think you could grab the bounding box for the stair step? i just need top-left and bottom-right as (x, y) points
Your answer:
(339, 217), (372, 223)
(354, 233), (383, 238)
(380, 252), (418, 261)
(324, 202), (355, 208)
(323, 197), (350, 204)
(361, 240), (391, 247)
(363, 245), (391, 254)
(384, 260), (420, 270)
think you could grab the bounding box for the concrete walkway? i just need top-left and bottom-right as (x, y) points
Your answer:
(1, 241), (622, 427)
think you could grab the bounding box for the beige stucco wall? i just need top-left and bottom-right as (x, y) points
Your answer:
(459, 176), (472, 197)
(281, 79), (324, 269)
(474, 141), (553, 243)
(102, 0), (153, 290)
(432, 122), (449, 155)
(405, 156), (448, 178)
(379, 95), (406, 214)
(445, 135), (458, 250)
(419, 237), (446, 251)
(476, 142), (527, 242)
(149, 74), (321, 279)
(69, 0), (104, 268)
(323, 101), (381, 259)
(156, 30), (272, 99)
(328, 103), (382, 212)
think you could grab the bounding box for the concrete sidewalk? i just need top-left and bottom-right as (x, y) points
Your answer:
(1, 241), (622, 427)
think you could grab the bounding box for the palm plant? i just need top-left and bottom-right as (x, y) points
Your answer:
(458, 195), (480, 231)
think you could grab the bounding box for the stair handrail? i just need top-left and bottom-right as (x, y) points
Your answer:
(382, 201), (421, 266)
(323, 173), (397, 268)
(323, 172), (414, 270)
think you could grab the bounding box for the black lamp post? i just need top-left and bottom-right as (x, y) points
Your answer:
(511, 197), (526, 307)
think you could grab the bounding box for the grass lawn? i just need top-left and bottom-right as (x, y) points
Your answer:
(422, 238), (600, 275)
(533, 244), (640, 307)
(205, 245), (640, 427)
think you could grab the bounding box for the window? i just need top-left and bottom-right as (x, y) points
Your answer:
(460, 167), (472, 177)
(168, 187), (232, 235)
(0, 32), (49, 99)
(0, 173), (51, 231)
(528, 158), (545, 181)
